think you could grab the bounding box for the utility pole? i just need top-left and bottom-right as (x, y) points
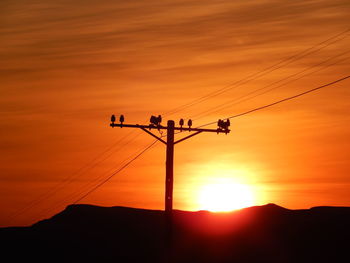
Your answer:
(109, 114), (230, 260)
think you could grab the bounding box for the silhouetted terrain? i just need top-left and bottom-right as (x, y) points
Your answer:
(1, 203), (349, 262)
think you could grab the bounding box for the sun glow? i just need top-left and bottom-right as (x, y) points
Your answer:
(197, 179), (255, 212)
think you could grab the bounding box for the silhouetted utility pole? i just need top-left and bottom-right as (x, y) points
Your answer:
(109, 114), (230, 260)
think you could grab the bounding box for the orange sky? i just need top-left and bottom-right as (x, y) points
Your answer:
(0, 0), (349, 227)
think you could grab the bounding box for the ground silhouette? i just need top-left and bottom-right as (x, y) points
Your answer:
(1, 203), (349, 262)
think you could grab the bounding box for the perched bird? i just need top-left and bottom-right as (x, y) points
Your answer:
(157, 115), (162, 125)
(150, 115), (158, 126)
(179, 118), (184, 127)
(218, 119), (223, 128)
(111, 115), (116, 123)
(119, 115), (125, 124)
(188, 119), (192, 128)
(217, 118), (230, 132)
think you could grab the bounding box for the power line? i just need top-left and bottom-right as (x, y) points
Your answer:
(218, 56), (349, 117)
(72, 139), (158, 204)
(192, 51), (349, 120)
(7, 132), (141, 223)
(64, 139), (152, 204)
(196, 75), (350, 128)
(30, 139), (159, 221)
(164, 28), (349, 117)
(10, 117), (160, 224)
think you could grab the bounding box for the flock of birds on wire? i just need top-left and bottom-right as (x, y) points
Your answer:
(110, 114), (231, 132)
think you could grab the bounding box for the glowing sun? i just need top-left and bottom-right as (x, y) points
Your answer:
(197, 181), (254, 212)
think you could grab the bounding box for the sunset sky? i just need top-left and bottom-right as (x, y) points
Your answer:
(1, 0), (349, 227)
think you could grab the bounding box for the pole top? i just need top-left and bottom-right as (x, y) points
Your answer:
(167, 120), (175, 126)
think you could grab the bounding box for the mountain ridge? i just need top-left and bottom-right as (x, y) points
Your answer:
(1, 203), (349, 263)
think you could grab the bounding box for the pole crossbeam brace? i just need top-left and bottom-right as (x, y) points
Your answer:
(140, 127), (166, 145)
(173, 127), (228, 133)
(174, 131), (202, 145)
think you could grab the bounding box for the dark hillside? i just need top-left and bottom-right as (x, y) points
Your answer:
(1, 204), (349, 263)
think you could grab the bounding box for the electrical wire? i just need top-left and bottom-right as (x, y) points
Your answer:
(72, 139), (158, 204)
(192, 51), (349, 120)
(30, 139), (158, 221)
(196, 75), (350, 128)
(163, 28), (349, 117)
(7, 131), (141, 223)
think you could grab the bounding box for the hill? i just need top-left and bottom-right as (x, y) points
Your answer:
(1, 203), (349, 262)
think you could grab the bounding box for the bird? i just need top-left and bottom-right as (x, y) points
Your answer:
(218, 119), (223, 129)
(111, 115), (116, 123)
(150, 115), (158, 126)
(188, 119), (192, 128)
(179, 118), (184, 127)
(157, 115), (162, 125)
(119, 115), (125, 124)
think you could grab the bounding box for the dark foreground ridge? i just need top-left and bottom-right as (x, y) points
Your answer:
(1, 203), (349, 263)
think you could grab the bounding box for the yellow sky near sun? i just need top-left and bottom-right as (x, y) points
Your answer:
(0, 0), (350, 227)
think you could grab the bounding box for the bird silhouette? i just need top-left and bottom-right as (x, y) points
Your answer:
(179, 119), (184, 127)
(111, 115), (116, 123)
(119, 115), (125, 124)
